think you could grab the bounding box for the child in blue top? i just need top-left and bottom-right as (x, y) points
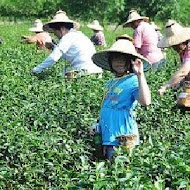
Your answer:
(92, 38), (151, 159)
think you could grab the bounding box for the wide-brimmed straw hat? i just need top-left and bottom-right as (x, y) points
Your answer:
(116, 34), (134, 43)
(123, 10), (149, 27)
(74, 21), (80, 30)
(87, 20), (103, 31)
(158, 19), (190, 48)
(92, 39), (150, 71)
(43, 10), (74, 32)
(150, 21), (161, 31)
(29, 19), (43, 32)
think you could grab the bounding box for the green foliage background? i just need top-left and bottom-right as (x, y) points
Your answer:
(0, 22), (190, 189)
(0, 0), (190, 24)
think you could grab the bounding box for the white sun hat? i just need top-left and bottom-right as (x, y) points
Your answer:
(29, 19), (44, 32)
(123, 10), (149, 27)
(43, 10), (74, 32)
(92, 39), (151, 71)
(150, 21), (161, 31)
(158, 19), (190, 48)
(87, 20), (103, 31)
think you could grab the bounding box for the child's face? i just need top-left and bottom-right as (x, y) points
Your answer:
(111, 54), (129, 75)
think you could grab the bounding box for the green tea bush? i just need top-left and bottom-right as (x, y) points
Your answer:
(0, 22), (189, 189)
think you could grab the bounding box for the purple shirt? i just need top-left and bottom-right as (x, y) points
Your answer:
(180, 42), (190, 64)
(180, 42), (190, 80)
(133, 21), (163, 64)
(90, 31), (106, 46)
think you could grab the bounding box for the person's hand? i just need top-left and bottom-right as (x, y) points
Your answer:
(37, 39), (44, 49)
(158, 85), (167, 95)
(45, 42), (55, 50)
(132, 58), (144, 76)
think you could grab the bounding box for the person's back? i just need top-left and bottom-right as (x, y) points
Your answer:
(134, 21), (163, 64)
(58, 29), (102, 73)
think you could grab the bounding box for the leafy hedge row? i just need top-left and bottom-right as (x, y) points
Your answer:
(0, 0), (190, 25)
(0, 23), (190, 189)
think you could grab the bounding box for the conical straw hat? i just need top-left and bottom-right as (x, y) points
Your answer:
(92, 39), (150, 71)
(29, 19), (43, 32)
(87, 20), (103, 31)
(43, 10), (74, 32)
(116, 34), (134, 43)
(158, 19), (190, 48)
(123, 10), (149, 27)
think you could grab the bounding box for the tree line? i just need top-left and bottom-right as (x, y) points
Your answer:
(0, 0), (189, 25)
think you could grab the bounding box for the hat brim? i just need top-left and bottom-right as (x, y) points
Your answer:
(43, 20), (74, 32)
(116, 34), (134, 42)
(123, 17), (149, 27)
(158, 28), (190, 48)
(87, 24), (103, 31)
(29, 27), (43, 32)
(92, 50), (151, 72)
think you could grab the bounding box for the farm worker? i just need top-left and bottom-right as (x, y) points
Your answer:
(92, 38), (151, 159)
(123, 10), (165, 70)
(21, 19), (53, 50)
(158, 20), (190, 95)
(32, 11), (102, 77)
(87, 20), (107, 47)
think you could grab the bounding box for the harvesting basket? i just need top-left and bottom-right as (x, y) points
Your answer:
(65, 71), (78, 79)
(183, 81), (190, 94)
(177, 81), (190, 107)
(116, 134), (137, 151)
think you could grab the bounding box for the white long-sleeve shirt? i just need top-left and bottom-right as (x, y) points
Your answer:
(32, 29), (102, 74)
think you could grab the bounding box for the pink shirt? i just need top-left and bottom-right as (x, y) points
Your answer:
(133, 21), (163, 63)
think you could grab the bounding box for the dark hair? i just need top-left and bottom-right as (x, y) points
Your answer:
(48, 22), (74, 30)
(108, 52), (135, 73)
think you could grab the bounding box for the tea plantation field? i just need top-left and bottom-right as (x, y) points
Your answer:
(0, 22), (190, 189)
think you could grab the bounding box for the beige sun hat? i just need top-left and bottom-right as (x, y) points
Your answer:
(150, 21), (161, 31)
(29, 19), (44, 32)
(158, 19), (190, 48)
(123, 10), (149, 27)
(43, 10), (74, 32)
(92, 39), (151, 71)
(74, 21), (80, 30)
(116, 34), (134, 43)
(87, 20), (103, 31)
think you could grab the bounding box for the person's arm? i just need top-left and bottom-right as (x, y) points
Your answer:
(32, 44), (63, 74)
(45, 42), (56, 51)
(132, 59), (151, 106)
(133, 29), (142, 54)
(24, 36), (37, 44)
(158, 62), (190, 95)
